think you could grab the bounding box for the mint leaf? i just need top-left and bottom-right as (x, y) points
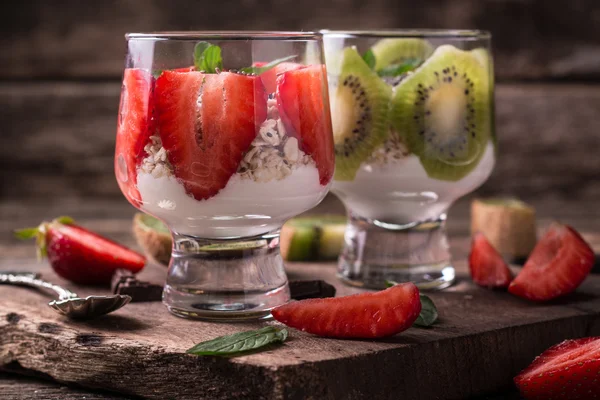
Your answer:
(385, 280), (438, 327)
(362, 49), (376, 70)
(194, 41), (223, 73)
(13, 227), (39, 240)
(152, 69), (163, 79)
(186, 326), (288, 356)
(377, 59), (421, 77)
(240, 55), (298, 74)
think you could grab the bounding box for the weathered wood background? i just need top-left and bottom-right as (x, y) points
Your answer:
(1, 0), (599, 398)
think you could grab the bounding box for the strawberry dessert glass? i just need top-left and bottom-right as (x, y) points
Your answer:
(322, 30), (495, 289)
(115, 32), (334, 320)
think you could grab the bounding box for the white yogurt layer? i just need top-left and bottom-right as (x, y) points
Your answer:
(137, 164), (328, 238)
(332, 142), (496, 224)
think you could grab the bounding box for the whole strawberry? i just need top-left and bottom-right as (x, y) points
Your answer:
(15, 216), (146, 285)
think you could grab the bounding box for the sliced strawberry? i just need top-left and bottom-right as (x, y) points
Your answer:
(155, 71), (267, 200)
(509, 224), (594, 301)
(115, 68), (154, 206)
(272, 282), (421, 338)
(276, 65), (334, 185)
(15, 217), (146, 285)
(514, 337), (600, 400)
(253, 61), (304, 94)
(172, 66), (196, 72)
(469, 232), (513, 288)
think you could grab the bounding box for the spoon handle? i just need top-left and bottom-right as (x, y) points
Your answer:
(0, 273), (78, 300)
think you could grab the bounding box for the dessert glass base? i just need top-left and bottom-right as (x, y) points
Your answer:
(337, 212), (455, 290)
(163, 232), (290, 321)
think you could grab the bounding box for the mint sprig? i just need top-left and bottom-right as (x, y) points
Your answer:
(362, 49), (376, 70)
(377, 59), (422, 77)
(194, 41), (223, 73)
(240, 55), (297, 74)
(186, 326), (288, 356)
(386, 280), (439, 327)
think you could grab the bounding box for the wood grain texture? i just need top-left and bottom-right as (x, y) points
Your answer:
(2, 83), (600, 203)
(1, 0), (600, 81)
(1, 238), (599, 400)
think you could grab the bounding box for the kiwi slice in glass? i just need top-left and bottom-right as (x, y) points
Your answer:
(371, 38), (434, 72)
(471, 48), (497, 150)
(331, 47), (392, 181)
(391, 45), (490, 181)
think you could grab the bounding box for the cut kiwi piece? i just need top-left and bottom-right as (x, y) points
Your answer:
(371, 38), (433, 72)
(391, 45), (490, 181)
(331, 47), (392, 181)
(471, 48), (497, 150)
(133, 213), (172, 266)
(280, 215), (347, 261)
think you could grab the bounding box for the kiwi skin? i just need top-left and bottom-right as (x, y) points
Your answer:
(132, 213), (172, 266)
(391, 45), (490, 181)
(332, 47), (391, 181)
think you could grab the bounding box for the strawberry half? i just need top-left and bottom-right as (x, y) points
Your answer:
(115, 68), (155, 206)
(469, 232), (513, 288)
(276, 65), (335, 185)
(514, 337), (600, 400)
(15, 217), (146, 285)
(509, 224), (594, 301)
(155, 71), (267, 200)
(253, 61), (304, 94)
(272, 282), (421, 338)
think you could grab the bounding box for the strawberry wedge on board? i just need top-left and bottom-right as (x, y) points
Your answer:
(508, 224), (594, 301)
(115, 68), (155, 206)
(514, 337), (600, 400)
(154, 71), (268, 200)
(15, 217), (146, 285)
(469, 232), (513, 288)
(272, 282), (421, 338)
(276, 65), (335, 185)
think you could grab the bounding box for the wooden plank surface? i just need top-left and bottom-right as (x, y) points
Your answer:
(1, 230), (599, 399)
(2, 0), (600, 81)
(2, 83), (600, 202)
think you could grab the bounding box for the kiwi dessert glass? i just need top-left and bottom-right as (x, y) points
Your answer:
(322, 30), (495, 289)
(115, 32), (334, 320)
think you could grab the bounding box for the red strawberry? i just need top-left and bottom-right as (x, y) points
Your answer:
(155, 71), (267, 200)
(172, 66), (196, 72)
(514, 337), (600, 400)
(253, 61), (304, 94)
(469, 232), (513, 288)
(15, 217), (145, 285)
(276, 65), (335, 185)
(509, 224), (594, 301)
(272, 282), (421, 338)
(115, 68), (155, 206)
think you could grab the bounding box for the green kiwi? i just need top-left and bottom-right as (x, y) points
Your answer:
(331, 47), (392, 181)
(391, 45), (490, 181)
(280, 215), (347, 261)
(471, 48), (497, 150)
(133, 213), (172, 265)
(371, 38), (433, 72)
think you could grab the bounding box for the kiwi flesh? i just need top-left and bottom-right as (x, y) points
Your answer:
(391, 45), (490, 181)
(280, 215), (347, 261)
(331, 47), (392, 181)
(471, 48), (497, 150)
(133, 213), (172, 266)
(371, 38), (434, 72)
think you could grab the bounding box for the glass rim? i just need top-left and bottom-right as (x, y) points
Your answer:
(320, 29), (491, 40)
(125, 31), (321, 41)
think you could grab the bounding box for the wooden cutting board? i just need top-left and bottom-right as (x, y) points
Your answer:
(1, 236), (599, 400)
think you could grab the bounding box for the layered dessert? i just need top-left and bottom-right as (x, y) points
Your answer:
(115, 44), (334, 238)
(327, 39), (495, 224)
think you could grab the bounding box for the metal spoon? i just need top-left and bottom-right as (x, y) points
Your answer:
(0, 272), (131, 319)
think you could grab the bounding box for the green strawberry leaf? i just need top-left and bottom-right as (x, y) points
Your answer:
(385, 280), (439, 327)
(13, 228), (39, 240)
(377, 59), (422, 77)
(55, 216), (75, 225)
(239, 55), (298, 75)
(362, 49), (376, 70)
(186, 326), (288, 356)
(194, 41), (223, 73)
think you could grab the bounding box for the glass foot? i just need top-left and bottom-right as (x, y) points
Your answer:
(163, 232), (290, 321)
(337, 212), (456, 290)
